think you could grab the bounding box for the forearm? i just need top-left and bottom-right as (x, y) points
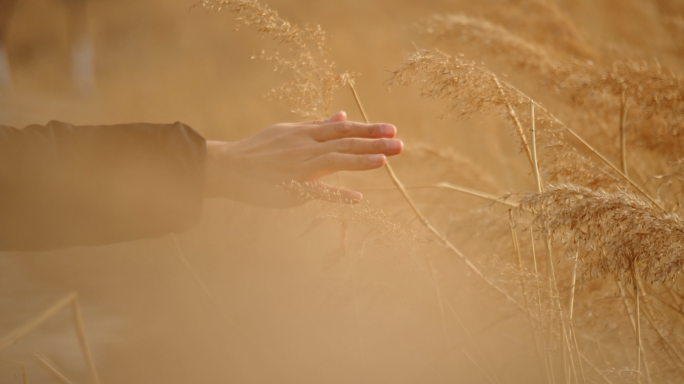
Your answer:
(0, 120), (206, 251)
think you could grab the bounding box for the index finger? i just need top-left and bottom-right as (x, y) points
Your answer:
(309, 121), (396, 142)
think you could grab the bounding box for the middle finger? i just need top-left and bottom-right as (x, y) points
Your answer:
(315, 138), (404, 156)
(309, 121), (397, 142)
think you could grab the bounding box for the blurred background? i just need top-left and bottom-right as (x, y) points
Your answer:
(1, 0), (682, 383)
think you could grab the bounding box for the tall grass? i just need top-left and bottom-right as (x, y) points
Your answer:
(199, 1), (684, 382)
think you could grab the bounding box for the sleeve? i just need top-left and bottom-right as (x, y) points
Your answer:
(0, 120), (207, 251)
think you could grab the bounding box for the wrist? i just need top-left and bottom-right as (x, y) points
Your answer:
(203, 140), (235, 198)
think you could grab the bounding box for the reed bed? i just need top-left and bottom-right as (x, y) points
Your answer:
(196, 1), (684, 382)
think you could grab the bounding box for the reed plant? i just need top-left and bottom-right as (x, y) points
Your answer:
(197, 1), (684, 382)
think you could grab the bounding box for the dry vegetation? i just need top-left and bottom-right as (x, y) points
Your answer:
(198, 0), (684, 383)
(4, 0), (684, 383)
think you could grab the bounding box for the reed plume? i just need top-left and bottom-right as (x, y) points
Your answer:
(196, 0), (354, 119)
(565, 60), (684, 158)
(519, 184), (684, 284)
(386, 48), (621, 192)
(415, 14), (563, 75)
(464, 0), (595, 60)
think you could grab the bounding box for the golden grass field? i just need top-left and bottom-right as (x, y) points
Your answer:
(2, 0), (684, 383)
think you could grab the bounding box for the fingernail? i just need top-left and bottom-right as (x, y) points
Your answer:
(379, 124), (395, 136)
(385, 139), (403, 151)
(368, 154), (386, 164)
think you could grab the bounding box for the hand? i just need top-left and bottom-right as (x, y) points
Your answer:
(203, 111), (403, 207)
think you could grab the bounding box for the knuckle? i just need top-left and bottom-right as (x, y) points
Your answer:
(338, 138), (352, 151)
(323, 153), (336, 166)
(336, 121), (353, 135)
(375, 139), (386, 151)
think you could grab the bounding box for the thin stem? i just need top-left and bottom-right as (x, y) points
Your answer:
(632, 267), (642, 384)
(578, 352), (614, 384)
(34, 353), (77, 384)
(349, 83), (524, 311)
(0, 293), (77, 351)
(360, 182), (518, 208)
(568, 250), (586, 384)
(350, 267), (365, 362)
(530, 102), (543, 193)
(617, 279), (652, 383)
(569, 324), (586, 384)
(72, 296), (102, 384)
(569, 250), (578, 320)
(349, 82), (371, 123)
(0, 293), (101, 384)
(620, 90), (629, 177)
(171, 235), (286, 381)
(509, 211), (532, 322)
(544, 236), (576, 384)
(495, 77), (665, 212)
(532, 229), (555, 384)
(412, 253), (500, 384)
(463, 350), (499, 384)
(633, 273), (684, 376)
(172, 235), (238, 327)
(532, 100), (572, 383)
(0, 359), (28, 384)
(532, 101), (576, 384)
(428, 255), (458, 370)
(666, 288), (684, 327)
(509, 211), (544, 381)
(493, 76), (534, 169)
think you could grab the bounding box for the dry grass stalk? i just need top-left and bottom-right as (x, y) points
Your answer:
(564, 59), (684, 160)
(34, 353), (77, 384)
(462, 349), (500, 384)
(519, 185), (684, 283)
(198, 1), (684, 381)
(474, 0), (594, 60)
(493, 76), (533, 168)
(283, 180), (410, 242)
(399, 142), (500, 191)
(350, 265), (365, 361)
(387, 48), (665, 211)
(386, 48), (527, 118)
(418, 10), (684, 172)
(510, 210), (530, 317)
(509, 210), (546, 380)
(196, 0), (354, 119)
(620, 90), (629, 176)
(568, 252), (587, 384)
(634, 274), (684, 375)
(632, 267), (642, 383)
(171, 234), (295, 383)
(0, 359), (27, 384)
(532, 101), (580, 384)
(415, 14), (563, 76)
(569, 250), (578, 319)
(620, 278), (684, 380)
(530, 102), (543, 193)
(616, 279), (652, 383)
(362, 183), (517, 208)
(531, 229), (555, 384)
(427, 255), (458, 369)
(349, 83), (525, 311)
(0, 292), (101, 384)
(577, 353), (613, 384)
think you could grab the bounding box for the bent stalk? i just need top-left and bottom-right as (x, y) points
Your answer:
(349, 83), (523, 310)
